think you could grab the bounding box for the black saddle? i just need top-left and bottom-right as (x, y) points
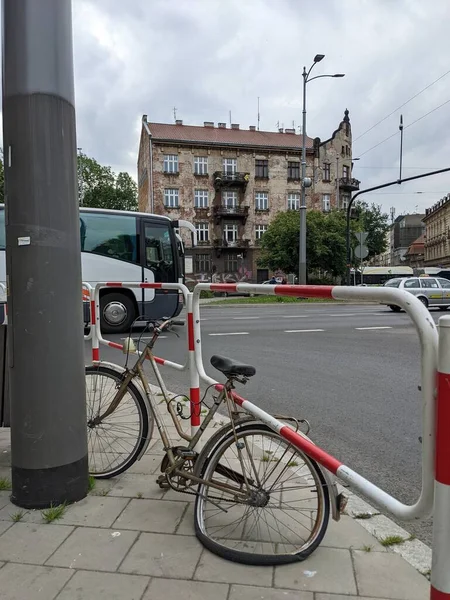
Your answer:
(210, 355), (256, 378)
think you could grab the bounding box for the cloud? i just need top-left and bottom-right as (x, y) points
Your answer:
(4, 0), (450, 217)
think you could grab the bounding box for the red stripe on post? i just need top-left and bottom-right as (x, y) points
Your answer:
(210, 284), (237, 292)
(92, 348), (100, 362)
(140, 283), (163, 289)
(280, 425), (343, 475)
(274, 285), (334, 299)
(108, 341), (123, 351)
(190, 387), (201, 426)
(90, 300), (96, 325)
(187, 313), (195, 351)
(431, 586), (450, 599)
(154, 356), (165, 365)
(436, 371), (450, 485)
(105, 282), (123, 287)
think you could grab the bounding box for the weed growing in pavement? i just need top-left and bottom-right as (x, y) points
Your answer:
(361, 545), (372, 552)
(11, 510), (24, 522)
(136, 492), (143, 499)
(41, 503), (67, 524)
(88, 476), (96, 493)
(354, 512), (380, 520)
(408, 534), (416, 541)
(380, 535), (405, 547)
(0, 477), (12, 491)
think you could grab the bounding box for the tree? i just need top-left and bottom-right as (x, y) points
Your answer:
(77, 152), (137, 211)
(351, 201), (389, 259)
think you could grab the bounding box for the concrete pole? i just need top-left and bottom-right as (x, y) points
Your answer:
(298, 68), (308, 285)
(2, 0), (88, 508)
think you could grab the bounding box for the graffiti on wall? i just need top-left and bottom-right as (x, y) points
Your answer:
(186, 265), (253, 286)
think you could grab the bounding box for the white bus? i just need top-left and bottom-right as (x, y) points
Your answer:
(0, 206), (196, 333)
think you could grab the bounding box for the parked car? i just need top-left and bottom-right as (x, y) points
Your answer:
(383, 276), (450, 311)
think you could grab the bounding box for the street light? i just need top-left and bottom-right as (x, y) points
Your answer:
(299, 56), (345, 285)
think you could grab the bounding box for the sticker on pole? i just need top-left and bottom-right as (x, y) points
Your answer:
(18, 236), (30, 246)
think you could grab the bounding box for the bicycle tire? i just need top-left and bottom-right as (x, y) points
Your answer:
(86, 364), (152, 479)
(194, 422), (330, 565)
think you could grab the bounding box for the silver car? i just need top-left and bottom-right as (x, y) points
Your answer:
(383, 276), (450, 311)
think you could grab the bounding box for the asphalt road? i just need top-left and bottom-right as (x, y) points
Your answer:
(85, 301), (440, 545)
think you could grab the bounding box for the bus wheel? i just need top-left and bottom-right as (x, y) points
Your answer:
(100, 292), (136, 334)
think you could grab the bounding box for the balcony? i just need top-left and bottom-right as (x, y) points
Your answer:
(339, 177), (360, 192)
(213, 171), (250, 191)
(213, 205), (249, 224)
(213, 237), (249, 257)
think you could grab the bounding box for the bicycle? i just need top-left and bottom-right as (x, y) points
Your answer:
(85, 317), (333, 565)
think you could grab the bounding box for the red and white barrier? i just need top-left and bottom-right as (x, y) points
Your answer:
(192, 283), (438, 521)
(431, 315), (450, 599)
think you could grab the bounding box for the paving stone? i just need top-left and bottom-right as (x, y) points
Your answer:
(113, 498), (187, 533)
(0, 522), (74, 564)
(57, 496), (130, 528)
(175, 502), (195, 535)
(46, 527), (138, 572)
(0, 490), (11, 509)
(273, 547), (357, 594)
(119, 532), (202, 578)
(123, 453), (164, 473)
(322, 515), (386, 551)
(194, 549), (273, 587)
(0, 519), (13, 535)
(56, 569), (149, 600)
(0, 563), (72, 600)
(0, 502), (42, 524)
(316, 595), (391, 600)
(109, 474), (166, 499)
(229, 585), (313, 599)
(353, 550), (430, 600)
(143, 577), (229, 600)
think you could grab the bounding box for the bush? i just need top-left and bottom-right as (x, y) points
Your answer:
(200, 290), (214, 299)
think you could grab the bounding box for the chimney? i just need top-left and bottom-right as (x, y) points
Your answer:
(142, 114), (148, 123)
(285, 128), (295, 134)
(249, 125), (256, 131)
(231, 123), (240, 130)
(175, 119), (183, 126)
(204, 121), (214, 127)
(218, 123), (226, 129)
(278, 128), (284, 133)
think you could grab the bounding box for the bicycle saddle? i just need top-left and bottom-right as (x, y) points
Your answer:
(210, 355), (256, 378)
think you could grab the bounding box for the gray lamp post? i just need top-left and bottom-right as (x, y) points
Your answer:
(298, 55), (345, 284)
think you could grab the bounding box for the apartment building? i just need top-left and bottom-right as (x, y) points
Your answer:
(137, 110), (359, 283)
(423, 194), (450, 267)
(389, 213), (425, 266)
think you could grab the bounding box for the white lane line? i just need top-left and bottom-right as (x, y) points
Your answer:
(233, 317), (260, 320)
(209, 332), (249, 336)
(355, 326), (392, 331)
(281, 315), (309, 318)
(284, 329), (325, 333)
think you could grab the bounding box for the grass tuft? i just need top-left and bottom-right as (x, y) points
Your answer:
(11, 510), (24, 522)
(0, 477), (12, 491)
(41, 502), (67, 524)
(361, 545), (372, 552)
(354, 512), (379, 520)
(88, 475), (96, 493)
(380, 534), (405, 547)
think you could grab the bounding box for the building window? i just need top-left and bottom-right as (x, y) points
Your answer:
(255, 224), (268, 240)
(164, 188), (179, 208)
(341, 194), (350, 210)
(223, 158), (237, 174)
(222, 190), (238, 208)
(343, 165), (350, 179)
(322, 194), (331, 212)
(225, 253), (239, 272)
(224, 223), (238, 242)
(323, 163), (331, 182)
(194, 156), (208, 175)
(287, 192), (300, 211)
(164, 154), (178, 174)
(194, 189), (208, 208)
(255, 191), (269, 211)
(255, 159), (269, 178)
(195, 222), (209, 242)
(195, 253), (210, 273)
(287, 161), (301, 180)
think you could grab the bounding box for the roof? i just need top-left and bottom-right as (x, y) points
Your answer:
(406, 234), (425, 256)
(146, 122), (314, 150)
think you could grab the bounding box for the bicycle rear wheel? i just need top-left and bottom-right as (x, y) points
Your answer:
(86, 365), (152, 478)
(194, 422), (329, 565)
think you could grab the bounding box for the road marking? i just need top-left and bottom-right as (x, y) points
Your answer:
(281, 315), (309, 318)
(233, 317), (260, 320)
(355, 326), (392, 331)
(284, 329), (325, 333)
(209, 332), (249, 336)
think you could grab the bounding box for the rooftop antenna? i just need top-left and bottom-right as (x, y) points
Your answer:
(229, 110), (232, 126)
(173, 106), (177, 122)
(390, 206), (396, 224)
(257, 97), (260, 131)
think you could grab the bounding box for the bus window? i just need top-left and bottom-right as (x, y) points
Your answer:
(80, 213), (138, 263)
(144, 223), (175, 283)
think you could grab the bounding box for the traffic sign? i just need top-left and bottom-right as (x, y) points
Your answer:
(356, 231), (368, 245)
(354, 244), (369, 259)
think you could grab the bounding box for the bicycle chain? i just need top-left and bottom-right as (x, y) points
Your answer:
(161, 471), (245, 504)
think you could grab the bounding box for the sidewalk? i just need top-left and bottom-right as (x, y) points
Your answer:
(0, 416), (431, 600)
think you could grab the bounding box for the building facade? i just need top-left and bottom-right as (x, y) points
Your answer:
(423, 194), (450, 267)
(389, 213), (425, 266)
(137, 111), (359, 284)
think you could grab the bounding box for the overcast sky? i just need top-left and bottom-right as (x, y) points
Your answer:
(18, 0), (450, 218)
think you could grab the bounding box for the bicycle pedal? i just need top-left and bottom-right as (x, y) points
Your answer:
(156, 474), (170, 489)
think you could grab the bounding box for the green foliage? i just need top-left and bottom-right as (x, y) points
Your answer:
(78, 152), (137, 211)
(352, 201), (389, 259)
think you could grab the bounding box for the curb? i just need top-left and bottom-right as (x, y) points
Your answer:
(149, 384), (431, 580)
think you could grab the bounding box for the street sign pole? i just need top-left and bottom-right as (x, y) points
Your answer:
(2, 0), (88, 507)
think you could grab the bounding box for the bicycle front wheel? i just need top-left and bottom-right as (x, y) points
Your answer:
(86, 365), (152, 478)
(194, 423), (330, 565)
